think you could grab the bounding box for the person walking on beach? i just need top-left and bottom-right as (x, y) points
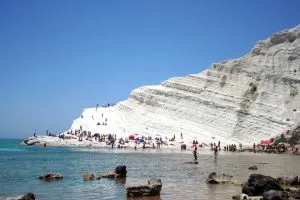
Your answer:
(214, 145), (218, 159)
(193, 147), (198, 162)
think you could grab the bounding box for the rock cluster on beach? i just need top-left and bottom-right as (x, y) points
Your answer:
(205, 172), (300, 199)
(36, 165), (162, 198)
(84, 165), (162, 197)
(233, 174), (300, 199)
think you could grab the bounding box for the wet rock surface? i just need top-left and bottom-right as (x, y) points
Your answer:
(0, 193), (35, 200)
(39, 173), (63, 181)
(242, 174), (282, 196)
(206, 172), (233, 184)
(126, 179), (162, 197)
(248, 166), (258, 170)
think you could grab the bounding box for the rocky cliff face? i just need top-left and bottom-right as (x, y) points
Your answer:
(70, 25), (300, 145)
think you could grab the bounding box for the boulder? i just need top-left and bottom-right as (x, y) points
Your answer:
(83, 173), (95, 181)
(277, 176), (299, 186)
(242, 174), (282, 196)
(17, 193), (35, 200)
(115, 165), (127, 177)
(262, 190), (288, 200)
(206, 172), (233, 184)
(39, 173), (63, 181)
(248, 166), (258, 170)
(126, 179), (162, 197)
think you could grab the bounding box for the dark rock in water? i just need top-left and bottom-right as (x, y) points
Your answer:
(102, 165), (127, 178)
(206, 172), (219, 184)
(242, 174), (282, 196)
(262, 190), (288, 200)
(0, 193), (35, 200)
(126, 179), (162, 197)
(18, 193), (35, 200)
(277, 176), (299, 186)
(102, 172), (116, 178)
(206, 172), (233, 184)
(184, 161), (198, 164)
(39, 173), (63, 181)
(256, 162), (269, 165)
(115, 165), (127, 177)
(83, 173), (95, 181)
(248, 166), (258, 170)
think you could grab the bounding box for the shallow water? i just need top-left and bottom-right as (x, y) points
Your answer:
(1, 139), (300, 200)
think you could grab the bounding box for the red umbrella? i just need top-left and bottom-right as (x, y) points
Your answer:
(129, 135), (135, 140)
(261, 140), (272, 145)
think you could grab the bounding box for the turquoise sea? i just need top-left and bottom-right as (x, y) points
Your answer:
(1, 138), (300, 200)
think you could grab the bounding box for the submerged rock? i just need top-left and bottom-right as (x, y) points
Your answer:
(102, 172), (116, 178)
(184, 161), (198, 164)
(39, 173), (63, 181)
(126, 179), (162, 197)
(0, 193), (35, 200)
(242, 174), (282, 196)
(83, 173), (95, 181)
(248, 166), (258, 170)
(206, 172), (233, 184)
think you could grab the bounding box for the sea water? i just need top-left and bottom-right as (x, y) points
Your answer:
(1, 139), (300, 200)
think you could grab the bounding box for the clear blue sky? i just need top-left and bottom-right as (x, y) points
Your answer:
(0, 0), (300, 139)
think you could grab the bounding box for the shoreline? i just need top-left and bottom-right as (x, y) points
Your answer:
(19, 135), (298, 156)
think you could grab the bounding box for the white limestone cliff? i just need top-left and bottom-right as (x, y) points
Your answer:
(68, 25), (300, 145)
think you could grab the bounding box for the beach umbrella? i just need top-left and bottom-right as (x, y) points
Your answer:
(128, 135), (135, 140)
(261, 140), (272, 145)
